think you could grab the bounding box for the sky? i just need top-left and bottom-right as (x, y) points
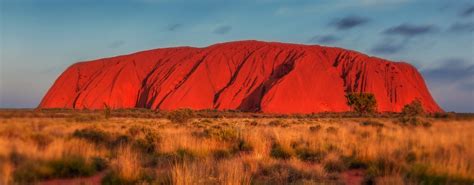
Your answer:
(0, 0), (473, 112)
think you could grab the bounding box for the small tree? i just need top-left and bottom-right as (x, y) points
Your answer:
(103, 103), (111, 120)
(345, 93), (377, 115)
(401, 99), (424, 117)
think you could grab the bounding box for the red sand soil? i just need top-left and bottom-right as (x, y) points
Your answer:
(341, 169), (365, 185)
(39, 40), (442, 113)
(39, 171), (106, 185)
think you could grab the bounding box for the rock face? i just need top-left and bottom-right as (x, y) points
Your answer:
(39, 40), (442, 113)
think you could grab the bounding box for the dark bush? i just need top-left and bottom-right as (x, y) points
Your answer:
(324, 159), (346, 173)
(360, 120), (384, 127)
(104, 104), (112, 119)
(309, 125), (322, 132)
(48, 156), (98, 178)
(68, 114), (102, 122)
(133, 132), (160, 154)
(212, 149), (233, 160)
(232, 139), (253, 152)
(268, 120), (284, 127)
(175, 148), (197, 161)
(109, 135), (132, 148)
(249, 120), (258, 126)
(294, 148), (326, 163)
(398, 116), (432, 127)
(342, 156), (368, 170)
(270, 143), (292, 160)
(72, 128), (111, 145)
(252, 164), (312, 184)
(326, 126), (338, 134)
(405, 151), (417, 163)
(30, 133), (53, 149)
(167, 109), (194, 124)
(203, 127), (240, 141)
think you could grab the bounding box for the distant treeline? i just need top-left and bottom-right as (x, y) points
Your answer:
(0, 108), (472, 120)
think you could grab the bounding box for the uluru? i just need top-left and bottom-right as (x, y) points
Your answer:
(39, 40), (442, 113)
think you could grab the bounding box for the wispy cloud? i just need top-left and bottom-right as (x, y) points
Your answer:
(459, 5), (474, 17)
(108, 40), (125, 49)
(330, 16), (370, 30)
(167, 23), (181, 31)
(213, 25), (232, 34)
(449, 22), (474, 32)
(359, 0), (411, 6)
(422, 58), (474, 83)
(307, 35), (340, 44)
(370, 38), (407, 54)
(383, 24), (438, 37)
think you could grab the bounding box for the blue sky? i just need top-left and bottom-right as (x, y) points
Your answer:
(1, 0), (473, 112)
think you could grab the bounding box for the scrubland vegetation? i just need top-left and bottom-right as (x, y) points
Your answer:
(0, 109), (473, 185)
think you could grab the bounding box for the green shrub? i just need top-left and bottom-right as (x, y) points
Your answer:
(133, 132), (160, 154)
(167, 109), (194, 124)
(345, 93), (377, 115)
(405, 163), (474, 184)
(270, 143), (292, 160)
(402, 99), (424, 117)
(13, 160), (53, 183)
(203, 127), (240, 141)
(399, 99), (432, 127)
(13, 156), (107, 184)
(48, 156), (98, 178)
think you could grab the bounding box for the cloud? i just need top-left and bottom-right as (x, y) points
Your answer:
(421, 58), (474, 112)
(108, 40), (125, 49)
(359, 0), (410, 6)
(307, 35), (340, 44)
(213, 25), (232, 34)
(449, 22), (474, 32)
(370, 38), (407, 54)
(167, 23), (181, 31)
(383, 24), (437, 37)
(330, 16), (370, 30)
(460, 5), (474, 17)
(422, 58), (474, 83)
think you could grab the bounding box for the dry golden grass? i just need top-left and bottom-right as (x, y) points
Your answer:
(0, 113), (473, 185)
